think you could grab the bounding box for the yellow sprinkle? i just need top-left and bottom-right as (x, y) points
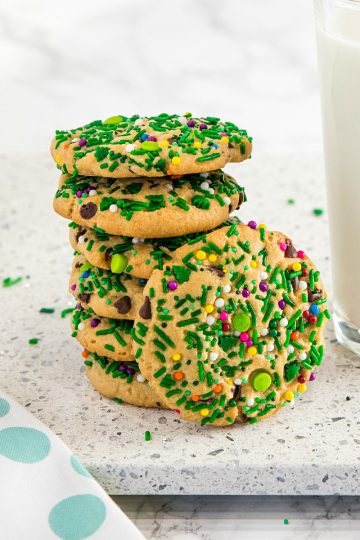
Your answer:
(292, 262), (301, 272)
(172, 353), (181, 361)
(248, 346), (257, 357)
(160, 140), (169, 147)
(205, 304), (214, 313)
(221, 136), (229, 143)
(250, 260), (257, 269)
(184, 111), (191, 116)
(258, 223), (266, 230)
(208, 253), (217, 263)
(285, 391), (294, 401)
(297, 383), (307, 393)
(195, 250), (207, 261)
(223, 268), (228, 273)
(55, 155), (62, 165)
(171, 156), (180, 166)
(226, 379), (233, 385)
(200, 408), (209, 417)
(193, 141), (202, 148)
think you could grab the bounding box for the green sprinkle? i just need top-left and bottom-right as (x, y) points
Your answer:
(145, 431), (151, 442)
(313, 208), (324, 216)
(28, 338), (39, 345)
(283, 519), (289, 525)
(287, 199), (295, 205)
(154, 367), (166, 378)
(61, 308), (74, 318)
(39, 308), (55, 314)
(2, 276), (22, 288)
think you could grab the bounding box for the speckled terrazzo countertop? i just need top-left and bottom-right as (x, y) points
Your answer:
(1, 153), (359, 495)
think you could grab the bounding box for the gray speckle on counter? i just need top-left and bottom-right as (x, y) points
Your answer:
(1, 153), (359, 495)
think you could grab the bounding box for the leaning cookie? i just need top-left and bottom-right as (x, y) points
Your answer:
(69, 254), (146, 320)
(69, 217), (241, 278)
(51, 114), (252, 178)
(133, 221), (330, 427)
(84, 352), (164, 409)
(54, 171), (245, 238)
(71, 306), (134, 361)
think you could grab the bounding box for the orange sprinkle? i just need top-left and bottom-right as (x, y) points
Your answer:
(290, 331), (300, 341)
(64, 144), (70, 150)
(174, 371), (184, 381)
(191, 394), (200, 402)
(82, 349), (89, 358)
(213, 384), (222, 393)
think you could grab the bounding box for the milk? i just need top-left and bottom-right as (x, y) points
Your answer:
(316, 5), (360, 330)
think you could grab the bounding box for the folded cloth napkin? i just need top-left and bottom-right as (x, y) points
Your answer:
(0, 390), (145, 540)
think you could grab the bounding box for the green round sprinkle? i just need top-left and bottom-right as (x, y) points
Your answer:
(252, 371), (272, 392)
(141, 141), (159, 151)
(103, 115), (123, 124)
(283, 519), (289, 525)
(313, 208), (324, 216)
(110, 254), (128, 274)
(232, 313), (251, 332)
(287, 198), (295, 205)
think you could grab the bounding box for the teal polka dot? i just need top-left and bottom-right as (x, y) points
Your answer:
(0, 427), (50, 463)
(49, 494), (106, 540)
(71, 455), (91, 478)
(0, 398), (10, 417)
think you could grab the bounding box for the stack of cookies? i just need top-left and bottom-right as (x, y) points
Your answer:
(51, 113), (329, 427)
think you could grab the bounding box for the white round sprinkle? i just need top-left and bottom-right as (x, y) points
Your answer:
(260, 328), (268, 336)
(223, 196), (231, 205)
(280, 318), (288, 327)
(200, 181), (210, 190)
(208, 188), (215, 194)
(125, 143), (135, 152)
(137, 374), (146, 383)
(88, 189), (97, 196)
(298, 280), (307, 290)
(267, 342), (275, 352)
(78, 235), (85, 244)
(109, 204), (118, 213)
(223, 284), (231, 293)
(200, 172), (209, 178)
(132, 238), (140, 244)
(78, 323), (85, 330)
(215, 298), (225, 308)
(206, 316), (215, 326)
(233, 331), (240, 337)
(299, 352), (307, 361)
(234, 378), (242, 385)
(134, 118), (142, 126)
(209, 351), (219, 362)
(287, 345), (295, 354)
(260, 271), (268, 280)
(165, 183), (173, 191)
(247, 398), (255, 407)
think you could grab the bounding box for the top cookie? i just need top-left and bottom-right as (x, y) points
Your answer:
(50, 113), (252, 178)
(134, 221), (329, 427)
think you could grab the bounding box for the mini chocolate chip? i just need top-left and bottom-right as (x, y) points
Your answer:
(80, 202), (97, 220)
(308, 289), (323, 302)
(229, 204), (233, 213)
(78, 293), (91, 303)
(75, 228), (86, 242)
(139, 296), (152, 319)
(233, 385), (241, 401)
(114, 296), (132, 314)
(75, 261), (82, 269)
(105, 248), (113, 263)
(291, 277), (299, 291)
(284, 239), (298, 258)
(208, 265), (225, 278)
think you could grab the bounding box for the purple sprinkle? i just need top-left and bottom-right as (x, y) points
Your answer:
(76, 303), (82, 310)
(168, 281), (178, 291)
(127, 368), (136, 376)
(90, 318), (100, 328)
(78, 138), (87, 147)
(246, 340), (253, 347)
(118, 365), (127, 371)
(70, 284), (76, 291)
(278, 299), (286, 310)
(309, 372), (316, 381)
(259, 281), (268, 292)
(248, 220), (257, 229)
(199, 123), (207, 130)
(147, 135), (157, 142)
(76, 190), (83, 198)
(187, 119), (195, 127)
(242, 288), (250, 298)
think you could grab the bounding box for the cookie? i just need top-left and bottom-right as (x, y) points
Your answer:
(51, 113), (252, 178)
(54, 171), (245, 238)
(69, 254), (146, 320)
(84, 352), (164, 408)
(71, 306), (134, 361)
(133, 221), (329, 427)
(68, 217), (241, 278)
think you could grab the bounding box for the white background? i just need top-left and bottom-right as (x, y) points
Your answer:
(0, 0), (321, 155)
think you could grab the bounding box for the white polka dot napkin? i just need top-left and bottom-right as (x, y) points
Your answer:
(0, 390), (145, 540)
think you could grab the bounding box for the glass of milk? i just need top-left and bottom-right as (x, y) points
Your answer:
(315, 0), (360, 356)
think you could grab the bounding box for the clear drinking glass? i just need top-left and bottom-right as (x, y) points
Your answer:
(315, 0), (360, 355)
